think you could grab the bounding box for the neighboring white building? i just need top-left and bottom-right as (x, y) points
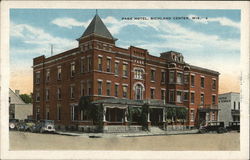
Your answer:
(9, 89), (33, 120)
(218, 92), (240, 127)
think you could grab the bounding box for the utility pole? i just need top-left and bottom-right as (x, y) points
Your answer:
(51, 44), (53, 56)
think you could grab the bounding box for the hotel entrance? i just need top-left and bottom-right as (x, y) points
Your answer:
(150, 108), (164, 126)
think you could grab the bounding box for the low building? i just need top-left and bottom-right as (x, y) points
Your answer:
(9, 89), (33, 120)
(218, 92), (240, 126)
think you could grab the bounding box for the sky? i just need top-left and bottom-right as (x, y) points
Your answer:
(10, 9), (240, 94)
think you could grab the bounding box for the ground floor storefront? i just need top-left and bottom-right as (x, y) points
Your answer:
(54, 98), (219, 133)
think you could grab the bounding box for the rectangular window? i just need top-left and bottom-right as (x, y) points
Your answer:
(150, 88), (155, 99)
(71, 105), (77, 121)
(106, 82), (111, 96)
(70, 86), (75, 99)
(191, 75), (195, 87)
(115, 62), (119, 76)
(57, 88), (61, 100)
(184, 74), (189, 84)
(183, 92), (189, 101)
(98, 57), (102, 71)
(46, 108), (50, 120)
(36, 106), (40, 120)
(122, 86), (128, 98)
(190, 110), (194, 122)
(35, 72), (40, 84)
(87, 57), (92, 72)
(177, 72), (183, 84)
(169, 90), (175, 102)
(45, 89), (49, 101)
(71, 63), (75, 77)
(201, 77), (205, 88)
(161, 72), (166, 83)
(80, 58), (84, 73)
(161, 90), (166, 103)
(151, 70), (155, 81)
(98, 81), (102, 95)
(211, 112), (215, 121)
(107, 58), (111, 72)
(36, 92), (40, 102)
(212, 95), (216, 105)
(238, 102), (240, 110)
(134, 69), (143, 79)
(46, 69), (50, 82)
(234, 101), (236, 110)
(212, 79), (216, 89)
(200, 93), (204, 105)
(57, 104), (61, 121)
(176, 91), (182, 103)
(57, 66), (62, 80)
(191, 92), (195, 104)
(80, 83), (84, 96)
(169, 71), (174, 83)
(115, 84), (119, 97)
(87, 81), (91, 96)
(122, 64), (128, 77)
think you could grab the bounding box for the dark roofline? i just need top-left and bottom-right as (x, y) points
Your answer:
(190, 65), (220, 75)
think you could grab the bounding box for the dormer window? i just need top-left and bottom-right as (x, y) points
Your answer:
(172, 55), (176, 61)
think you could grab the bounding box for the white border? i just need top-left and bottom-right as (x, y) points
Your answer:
(1, 1), (249, 160)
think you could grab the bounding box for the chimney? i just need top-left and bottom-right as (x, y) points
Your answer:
(15, 90), (20, 96)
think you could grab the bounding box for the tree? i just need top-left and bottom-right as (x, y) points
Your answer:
(20, 94), (32, 103)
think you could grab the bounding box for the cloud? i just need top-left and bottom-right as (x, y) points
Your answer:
(10, 21), (78, 56)
(188, 14), (240, 29)
(51, 17), (90, 29)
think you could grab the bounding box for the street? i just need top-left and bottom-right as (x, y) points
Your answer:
(9, 131), (240, 150)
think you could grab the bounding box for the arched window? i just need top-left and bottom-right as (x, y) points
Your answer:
(135, 84), (143, 100)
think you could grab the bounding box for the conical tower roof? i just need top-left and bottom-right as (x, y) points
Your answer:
(80, 14), (115, 40)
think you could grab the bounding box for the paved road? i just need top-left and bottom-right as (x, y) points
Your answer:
(9, 131), (239, 151)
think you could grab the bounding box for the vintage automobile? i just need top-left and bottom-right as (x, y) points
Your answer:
(16, 120), (26, 131)
(226, 121), (240, 132)
(24, 119), (36, 132)
(199, 121), (227, 134)
(31, 120), (56, 133)
(9, 119), (19, 130)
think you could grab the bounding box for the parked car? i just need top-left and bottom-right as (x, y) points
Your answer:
(199, 121), (227, 134)
(31, 120), (56, 133)
(16, 120), (26, 131)
(24, 119), (36, 132)
(226, 121), (240, 132)
(9, 119), (19, 130)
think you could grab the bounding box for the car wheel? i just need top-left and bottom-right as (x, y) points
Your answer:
(217, 127), (225, 134)
(9, 123), (15, 130)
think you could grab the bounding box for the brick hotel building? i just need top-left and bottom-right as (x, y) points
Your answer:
(33, 13), (219, 131)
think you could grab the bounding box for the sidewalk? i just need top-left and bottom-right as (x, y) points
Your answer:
(56, 129), (199, 138)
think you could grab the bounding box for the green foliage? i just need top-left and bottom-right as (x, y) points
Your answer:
(20, 94), (32, 104)
(90, 104), (103, 131)
(78, 96), (104, 131)
(128, 106), (142, 125)
(166, 107), (176, 119)
(176, 107), (188, 120)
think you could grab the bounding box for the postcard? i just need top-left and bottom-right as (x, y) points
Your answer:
(0, 1), (249, 160)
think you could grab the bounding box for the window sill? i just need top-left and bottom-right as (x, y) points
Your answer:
(134, 78), (144, 80)
(122, 76), (128, 79)
(150, 80), (155, 83)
